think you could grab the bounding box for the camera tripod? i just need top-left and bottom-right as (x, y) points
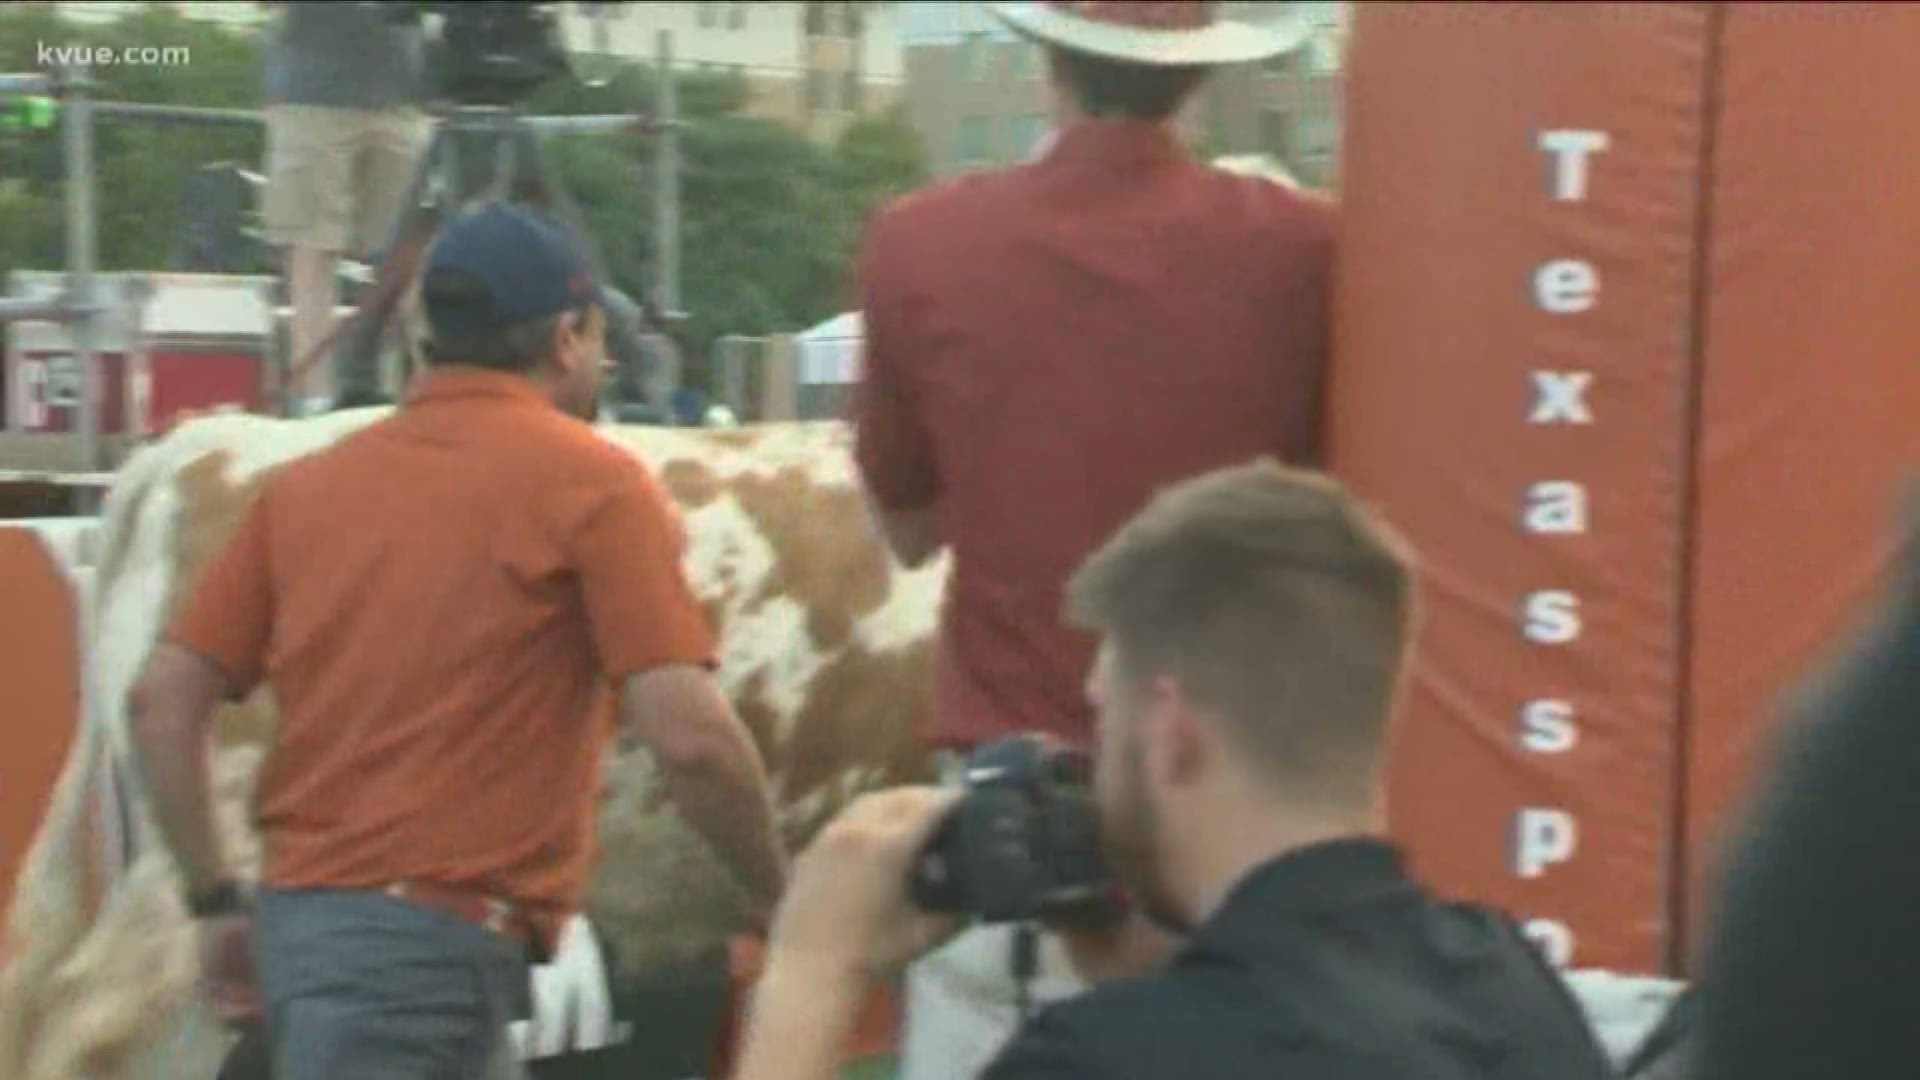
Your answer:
(286, 103), (668, 418)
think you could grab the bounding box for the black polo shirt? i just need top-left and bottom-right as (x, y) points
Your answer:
(980, 840), (1614, 1080)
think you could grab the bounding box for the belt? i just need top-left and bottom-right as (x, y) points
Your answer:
(382, 880), (533, 949)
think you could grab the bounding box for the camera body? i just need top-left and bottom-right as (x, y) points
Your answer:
(910, 735), (1123, 925)
(390, 1), (572, 107)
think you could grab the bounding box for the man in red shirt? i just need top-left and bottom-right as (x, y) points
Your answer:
(850, 3), (1332, 1076)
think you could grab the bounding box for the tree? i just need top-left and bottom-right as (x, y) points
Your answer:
(831, 103), (930, 290)
(0, 4), (105, 275)
(538, 66), (930, 392)
(531, 57), (841, 390)
(834, 104), (929, 218)
(0, 4), (265, 279)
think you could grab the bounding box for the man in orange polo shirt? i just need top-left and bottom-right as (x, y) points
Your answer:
(128, 202), (787, 1079)
(851, 3), (1332, 1077)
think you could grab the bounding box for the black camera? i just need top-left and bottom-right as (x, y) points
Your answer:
(910, 735), (1123, 925)
(389, 2), (572, 107)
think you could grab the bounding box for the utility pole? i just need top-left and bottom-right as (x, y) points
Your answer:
(61, 63), (102, 489)
(654, 29), (681, 319)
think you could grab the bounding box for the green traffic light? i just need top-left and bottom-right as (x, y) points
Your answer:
(4, 95), (58, 131)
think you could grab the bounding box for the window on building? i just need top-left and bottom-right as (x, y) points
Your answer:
(1012, 42), (1042, 81)
(1225, 0), (1289, 21)
(844, 2), (864, 38)
(956, 115), (991, 164)
(1258, 106), (1295, 160)
(957, 32), (986, 80)
(807, 68), (837, 112)
(804, 1), (826, 35)
(1008, 113), (1046, 159)
(1292, 112), (1338, 185)
(728, 2), (749, 30)
(698, 2), (718, 29)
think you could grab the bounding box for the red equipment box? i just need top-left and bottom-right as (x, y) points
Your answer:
(5, 271), (275, 436)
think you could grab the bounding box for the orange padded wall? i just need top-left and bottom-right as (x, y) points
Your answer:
(1678, 3), (1920, 965)
(1334, 3), (1920, 976)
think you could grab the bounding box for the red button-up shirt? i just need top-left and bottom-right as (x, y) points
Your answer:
(853, 120), (1334, 751)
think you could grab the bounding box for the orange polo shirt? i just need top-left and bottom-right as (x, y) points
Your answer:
(166, 368), (715, 944)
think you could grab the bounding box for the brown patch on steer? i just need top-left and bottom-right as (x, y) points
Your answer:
(169, 452), (280, 751)
(659, 459), (721, 510)
(169, 452), (260, 625)
(780, 640), (935, 844)
(729, 467), (891, 652)
(804, 607), (851, 654)
(732, 670), (780, 769)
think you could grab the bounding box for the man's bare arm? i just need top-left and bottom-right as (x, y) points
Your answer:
(128, 643), (234, 896)
(620, 666), (788, 914)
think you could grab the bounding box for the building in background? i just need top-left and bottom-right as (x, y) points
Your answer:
(564, 2), (905, 141)
(902, 1), (1346, 183)
(50, 1), (268, 29)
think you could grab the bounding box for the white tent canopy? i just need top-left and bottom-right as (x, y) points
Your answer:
(794, 310), (863, 386)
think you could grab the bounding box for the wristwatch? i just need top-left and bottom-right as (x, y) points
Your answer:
(186, 879), (248, 920)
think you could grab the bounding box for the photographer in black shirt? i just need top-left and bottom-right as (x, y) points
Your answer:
(735, 460), (1615, 1080)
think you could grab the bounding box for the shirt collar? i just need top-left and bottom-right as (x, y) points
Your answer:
(1192, 839), (1417, 950)
(1032, 119), (1186, 176)
(405, 366), (551, 409)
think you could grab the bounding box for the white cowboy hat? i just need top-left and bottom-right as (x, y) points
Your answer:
(987, 1), (1308, 67)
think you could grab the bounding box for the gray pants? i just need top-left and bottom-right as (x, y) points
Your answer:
(254, 888), (531, 1080)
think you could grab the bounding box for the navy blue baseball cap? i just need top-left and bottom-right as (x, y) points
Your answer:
(421, 202), (609, 339)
